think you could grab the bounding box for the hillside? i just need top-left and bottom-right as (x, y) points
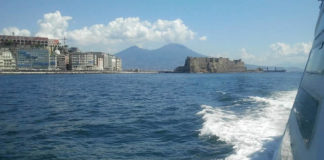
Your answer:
(115, 43), (205, 71)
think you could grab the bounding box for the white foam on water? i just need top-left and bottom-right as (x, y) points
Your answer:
(197, 90), (297, 160)
(216, 90), (227, 95)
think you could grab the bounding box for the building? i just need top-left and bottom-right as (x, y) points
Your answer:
(97, 56), (104, 70)
(103, 54), (113, 71)
(0, 48), (16, 70)
(103, 54), (122, 71)
(115, 57), (122, 71)
(92, 52), (104, 70)
(0, 35), (59, 47)
(0, 35), (123, 72)
(70, 52), (102, 70)
(54, 45), (70, 71)
(16, 47), (56, 70)
(56, 54), (68, 70)
(0, 35), (61, 71)
(70, 52), (122, 71)
(48, 39), (60, 46)
(70, 52), (95, 70)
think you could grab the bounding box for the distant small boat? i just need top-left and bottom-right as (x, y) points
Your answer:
(264, 69), (286, 72)
(264, 67), (286, 72)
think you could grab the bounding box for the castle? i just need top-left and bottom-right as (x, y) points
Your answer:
(175, 57), (246, 73)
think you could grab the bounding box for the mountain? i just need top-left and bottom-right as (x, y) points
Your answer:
(115, 43), (205, 71)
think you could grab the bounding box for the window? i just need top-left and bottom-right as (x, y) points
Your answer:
(293, 88), (319, 147)
(306, 46), (324, 74)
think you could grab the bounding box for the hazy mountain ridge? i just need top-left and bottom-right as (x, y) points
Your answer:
(115, 43), (205, 71)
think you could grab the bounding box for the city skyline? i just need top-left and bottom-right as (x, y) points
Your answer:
(0, 0), (319, 67)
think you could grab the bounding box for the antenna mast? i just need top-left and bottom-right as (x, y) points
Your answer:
(64, 36), (66, 46)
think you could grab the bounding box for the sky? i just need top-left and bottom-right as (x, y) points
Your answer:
(0, 0), (320, 68)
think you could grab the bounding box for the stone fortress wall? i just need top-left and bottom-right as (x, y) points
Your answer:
(175, 57), (246, 73)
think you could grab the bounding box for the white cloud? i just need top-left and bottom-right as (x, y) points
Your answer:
(241, 48), (256, 60)
(239, 48), (266, 65)
(36, 10), (72, 39)
(268, 42), (311, 67)
(1, 27), (31, 36)
(238, 42), (311, 67)
(270, 42), (312, 56)
(67, 17), (195, 45)
(1, 11), (197, 52)
(199, 36), (207, 41)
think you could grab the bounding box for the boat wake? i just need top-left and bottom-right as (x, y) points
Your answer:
(197, 90), (297, 160)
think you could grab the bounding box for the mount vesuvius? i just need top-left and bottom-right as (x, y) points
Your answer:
(115, 43), (205, 71)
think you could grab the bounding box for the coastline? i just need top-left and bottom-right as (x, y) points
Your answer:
(0, 70), (293, 75)
(0, 71), (159, 75)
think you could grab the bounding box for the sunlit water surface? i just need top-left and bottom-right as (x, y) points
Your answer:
(0, 73), (301, 160)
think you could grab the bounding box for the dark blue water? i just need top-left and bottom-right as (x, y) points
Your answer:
(0, 73), (301, 160)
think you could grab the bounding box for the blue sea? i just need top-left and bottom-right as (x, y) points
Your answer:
(0, 73), (301, 160)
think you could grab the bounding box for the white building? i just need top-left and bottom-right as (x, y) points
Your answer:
(0, 48), (16, 70)
(69, 51), (122, 71)
(115, 57), (122, 71)
(97, 57), (104, 70)
(70, 52), (106, 71)
(104, 54), (122, 71)
(70, 52), (96, 70)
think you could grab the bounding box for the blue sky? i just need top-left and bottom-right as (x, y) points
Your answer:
(0, 0), (320, 67)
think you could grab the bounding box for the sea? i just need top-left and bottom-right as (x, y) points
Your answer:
(0, 72), (302, 160)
